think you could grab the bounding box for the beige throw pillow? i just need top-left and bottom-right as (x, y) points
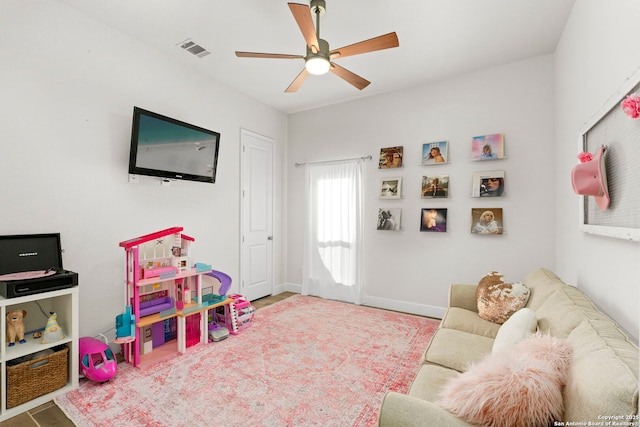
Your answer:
(492, 308), (538, 354)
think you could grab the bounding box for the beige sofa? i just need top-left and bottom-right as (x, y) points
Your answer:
(379, 268), (639, 426)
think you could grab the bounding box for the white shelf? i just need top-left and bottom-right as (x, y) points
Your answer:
(5, 335), (73, 361)
(0, 286), (78, 421)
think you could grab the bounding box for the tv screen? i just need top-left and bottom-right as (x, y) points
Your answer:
(128, 107), (221, 183)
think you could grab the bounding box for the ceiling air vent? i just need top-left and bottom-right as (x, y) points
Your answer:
(177, 38), (212, 58)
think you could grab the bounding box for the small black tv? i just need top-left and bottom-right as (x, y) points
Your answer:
(128, 107), (221, 184)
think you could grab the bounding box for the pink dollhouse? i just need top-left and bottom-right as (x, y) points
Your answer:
(118, 227), (232, 367)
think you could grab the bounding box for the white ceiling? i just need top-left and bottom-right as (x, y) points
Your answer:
(57, 0), (576, 114)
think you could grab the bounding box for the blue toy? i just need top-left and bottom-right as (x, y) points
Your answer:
(114, 305), (135, 343)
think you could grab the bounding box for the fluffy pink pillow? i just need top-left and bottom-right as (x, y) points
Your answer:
(438, 333), (573, 427)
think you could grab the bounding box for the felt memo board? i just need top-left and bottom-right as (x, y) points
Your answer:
(579, 71), (640, 242)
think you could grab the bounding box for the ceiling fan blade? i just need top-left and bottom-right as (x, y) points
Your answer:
(288, 3), (320, 53)
(285, 68), (310, 93)
(330, 62), (370, 90)
(235, 51), (304, 60)
(330, 32), (399, 59)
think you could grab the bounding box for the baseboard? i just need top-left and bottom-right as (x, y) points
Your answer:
(273, 283), (445, 319)
(362, 295), (445, 319)
(273, 282), (302, 295)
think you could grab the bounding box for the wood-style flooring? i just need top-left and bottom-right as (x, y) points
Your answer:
(1, 292), (296, 427)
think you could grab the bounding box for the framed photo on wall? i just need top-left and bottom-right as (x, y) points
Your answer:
(379, 177), (402, 199)
(421, 175), (449, 198)
(471, 170), (505, 197)
(471, 208), (503, 234)
(422, 141), (449, 165)
(420, 208), (447, 232)
(471, 133), (504, 160)
(377, 208), (401, 231)
(379, 146), (403, 168)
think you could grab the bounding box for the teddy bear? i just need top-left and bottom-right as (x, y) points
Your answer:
(6, 309), (27, 346)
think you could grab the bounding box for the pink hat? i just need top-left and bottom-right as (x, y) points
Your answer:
(571, 145), (609, 210)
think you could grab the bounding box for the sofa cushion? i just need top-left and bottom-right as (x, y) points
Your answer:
(564, 320), (639, 422)
(560, 284), (616, 323)
(409, 364), (460, 402)
(448, 284), (480, 312)
(535, 289), (611, 338)
(440, 307), (501, 339)
(492, 308), (537, 354)
(522, 267), (564, 310)
(423, 328), (494, 372)
(379, 392), (477, 427)
(438, 333), (573, 427)
(476, 272), (530, 324)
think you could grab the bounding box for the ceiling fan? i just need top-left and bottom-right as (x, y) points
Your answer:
(235, 0), (399, 93)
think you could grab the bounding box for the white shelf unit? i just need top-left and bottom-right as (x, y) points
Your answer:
(0, 287), (79, 421)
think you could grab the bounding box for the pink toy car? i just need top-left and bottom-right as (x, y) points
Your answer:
(79, 336), (117, 383)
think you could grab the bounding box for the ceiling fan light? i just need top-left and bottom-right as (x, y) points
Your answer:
(305, 56), (330, 75)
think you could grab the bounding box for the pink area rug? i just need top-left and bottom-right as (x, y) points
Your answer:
(55, 295), (439, 426)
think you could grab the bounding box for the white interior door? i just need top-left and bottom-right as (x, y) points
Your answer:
(240, 129), (273, 301)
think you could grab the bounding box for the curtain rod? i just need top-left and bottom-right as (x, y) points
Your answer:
(294, 155), (372, 167)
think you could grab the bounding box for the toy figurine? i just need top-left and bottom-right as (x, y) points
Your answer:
(41, 312), (65, 344)
(79, 335), (118, 383)
(6, 309), (27, 346)
(114, 305), (135, 344)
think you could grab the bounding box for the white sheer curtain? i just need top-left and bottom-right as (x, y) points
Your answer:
(302, 159), (363, 304)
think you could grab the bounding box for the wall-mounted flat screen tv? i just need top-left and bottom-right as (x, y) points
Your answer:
(128, 107), (221, 183)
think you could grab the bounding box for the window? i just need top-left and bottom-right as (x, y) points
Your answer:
(303, 159), (363, 303)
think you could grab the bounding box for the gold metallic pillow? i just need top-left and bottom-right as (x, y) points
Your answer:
(476, 272), (530, 324)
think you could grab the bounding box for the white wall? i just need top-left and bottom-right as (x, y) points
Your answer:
(3, 1), (636, 345)
(287, 55), (557, 318)
(554, 0), (640, 341)
(0, 1), (287, 340)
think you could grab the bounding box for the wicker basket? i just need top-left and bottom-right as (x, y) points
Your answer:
(6, 346), (68, 408)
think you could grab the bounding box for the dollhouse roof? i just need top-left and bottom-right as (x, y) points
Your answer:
(119, 227), (194, 249)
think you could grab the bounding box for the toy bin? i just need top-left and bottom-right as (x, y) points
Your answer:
(6, 345), (69, 408)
